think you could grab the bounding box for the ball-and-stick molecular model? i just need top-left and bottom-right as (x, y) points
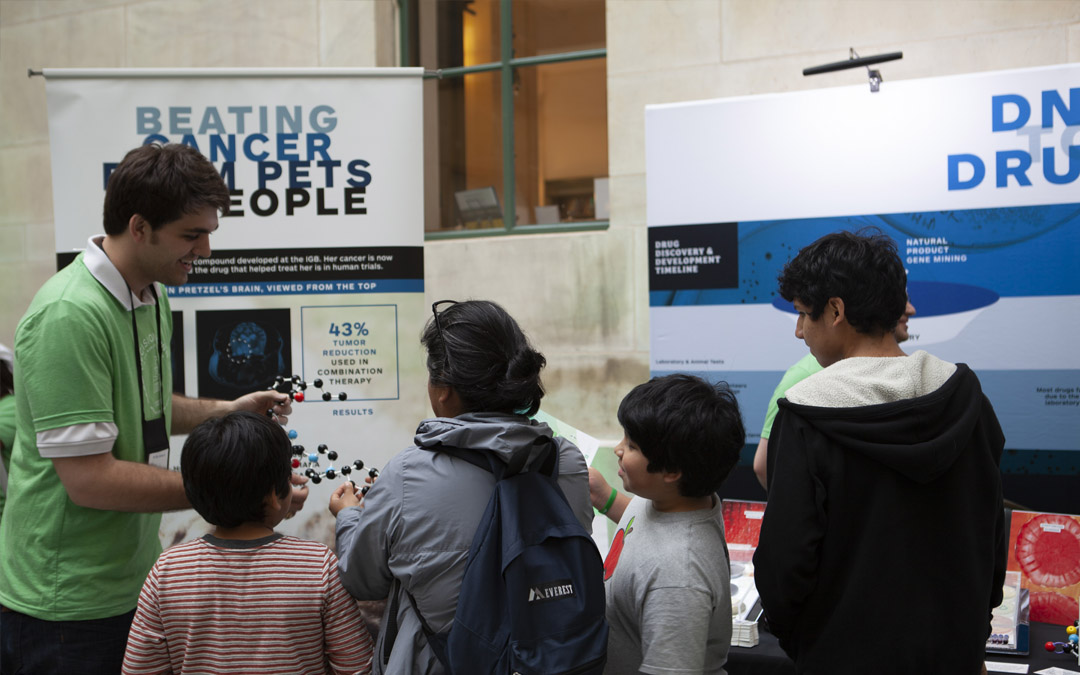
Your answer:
(267, 374), (376, 488)
(269, 374), (348, 406)
(289, 438), (379, 489)
(1044, 621), (1080, 656)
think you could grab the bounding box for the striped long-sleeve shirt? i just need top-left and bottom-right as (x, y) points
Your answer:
(123, 533), (373, 675)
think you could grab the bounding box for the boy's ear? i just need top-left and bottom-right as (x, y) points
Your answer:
(826, 297), (846, 327)
(662, 470), (682, 484)
(264, 491), (282, 516)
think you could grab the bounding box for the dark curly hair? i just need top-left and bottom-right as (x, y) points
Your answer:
(103, 143), (230, 235)
(181, 411), (292, 528)
(777, 228), (907, 336)
(617, 374), (746, 498)
(0, 358), (13, 398)
(421, 300), (546, 416)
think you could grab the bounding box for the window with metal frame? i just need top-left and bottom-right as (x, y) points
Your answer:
(401, 0), (608, 238)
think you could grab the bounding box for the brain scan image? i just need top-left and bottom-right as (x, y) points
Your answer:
(208, 321), (286, 389)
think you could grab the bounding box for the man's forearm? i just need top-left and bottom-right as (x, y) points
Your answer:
(171, 391), (292, 435)
(171, 393), (231, 435)
(52, 451), (190, 512)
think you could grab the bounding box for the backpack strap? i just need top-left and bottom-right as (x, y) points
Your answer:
(379, 445), (493, 674)
(406, 591), (451, 671)
(532, 435), (559, 478)
(382, 578), (401, 667)
(399, 435), (560, 671)
(382, 580), (453, 672)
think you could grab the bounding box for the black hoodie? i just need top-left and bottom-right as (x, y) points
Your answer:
(753, 357), (1007, 675)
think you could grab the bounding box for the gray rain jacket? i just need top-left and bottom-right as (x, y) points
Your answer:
(336, 412), (593, 675)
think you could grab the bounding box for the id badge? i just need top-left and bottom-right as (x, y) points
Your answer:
(143, 416), (169, 468)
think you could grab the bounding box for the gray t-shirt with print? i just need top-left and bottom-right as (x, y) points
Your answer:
(603, 496), (731, 675)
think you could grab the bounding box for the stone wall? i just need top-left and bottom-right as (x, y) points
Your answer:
(2, 0), (1078, 441)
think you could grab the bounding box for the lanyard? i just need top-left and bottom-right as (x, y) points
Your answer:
(127, 283), (164, 426)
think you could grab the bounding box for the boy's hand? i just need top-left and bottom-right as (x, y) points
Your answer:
(329, 481), (362, 516)
(288, 474), (309, 516)
(589, 466), (628, 522)
(588, 467), (612, 511)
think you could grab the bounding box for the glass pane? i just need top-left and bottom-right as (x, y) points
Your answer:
(425, 71), (505, 232)
(512, 0), (605, 58)
(417, 0), (501, 70)
(513, 59), (608, 226)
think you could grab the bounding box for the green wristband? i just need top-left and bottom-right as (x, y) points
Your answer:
(598, 487), (618, 515)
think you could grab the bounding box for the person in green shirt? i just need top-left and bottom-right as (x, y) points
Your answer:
(0, 144), (306, 675)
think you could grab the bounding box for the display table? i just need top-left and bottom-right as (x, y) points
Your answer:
(727, 627), (794, 674)
(993, 621), (1080, 672)
(726, 622), (1077, 674)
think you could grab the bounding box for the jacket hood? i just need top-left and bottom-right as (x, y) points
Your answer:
(413, 411), (557, 468)
(779, 358), (990, 484)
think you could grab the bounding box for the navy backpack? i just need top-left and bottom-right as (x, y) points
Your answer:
(408, 438), (608, 675)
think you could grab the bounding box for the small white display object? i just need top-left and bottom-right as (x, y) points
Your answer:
(730, 560), (760, 647)
(731, 619), (759, 648)
(987, 571), (1025, 654)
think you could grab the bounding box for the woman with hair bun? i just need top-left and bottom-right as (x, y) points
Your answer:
(331, 300), (592, 674)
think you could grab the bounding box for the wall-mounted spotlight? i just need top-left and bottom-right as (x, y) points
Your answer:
(803, 48), (903, 92)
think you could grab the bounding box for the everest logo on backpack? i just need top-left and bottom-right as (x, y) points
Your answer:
(527, 579), (576, 604)
(410, 437), (608, 675)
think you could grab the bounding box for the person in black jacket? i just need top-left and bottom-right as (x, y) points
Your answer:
(753, 229), (1007, 675)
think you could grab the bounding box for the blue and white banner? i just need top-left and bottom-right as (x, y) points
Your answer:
(44, 68), (428, 540)
(646, 63), (1080, 452)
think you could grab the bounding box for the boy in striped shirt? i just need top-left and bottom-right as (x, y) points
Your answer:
(123, 411), (372, 674)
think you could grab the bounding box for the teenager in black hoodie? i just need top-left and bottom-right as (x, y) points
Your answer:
(753, 229), (1007, 675)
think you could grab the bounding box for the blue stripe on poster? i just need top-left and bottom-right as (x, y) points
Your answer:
(971, 369), (1080, 452)
(650, 203), (1080, 307)
(166, 279), (424, 297)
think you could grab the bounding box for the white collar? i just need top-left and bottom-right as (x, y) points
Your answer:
(785, 350), (957, 408)
(83, 235), (159, 311)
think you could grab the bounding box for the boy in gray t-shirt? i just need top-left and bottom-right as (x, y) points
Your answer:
(589, 374), (745, 675)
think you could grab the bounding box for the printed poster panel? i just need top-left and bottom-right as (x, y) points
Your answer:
(1007, 510), (1080, 625)
(44, 68), (429, 546)
(645, 63), (1080, 452)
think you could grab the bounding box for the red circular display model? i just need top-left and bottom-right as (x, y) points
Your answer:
(1016, 514), (1080, 588)
(1030, 591), (1080, 626)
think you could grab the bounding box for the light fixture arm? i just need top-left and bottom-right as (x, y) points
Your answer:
(802, 48), (902, 92)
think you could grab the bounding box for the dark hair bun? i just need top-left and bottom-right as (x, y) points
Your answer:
(421, 300), (546, 415)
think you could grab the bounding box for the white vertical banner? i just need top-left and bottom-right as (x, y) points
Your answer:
(44, 68), (428, 544)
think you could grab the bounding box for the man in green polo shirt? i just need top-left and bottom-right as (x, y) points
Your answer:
(0, 144), (304, 675)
